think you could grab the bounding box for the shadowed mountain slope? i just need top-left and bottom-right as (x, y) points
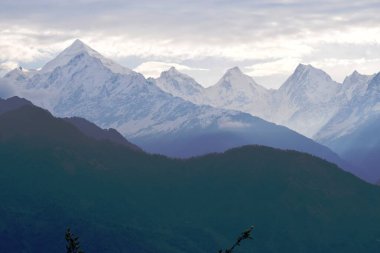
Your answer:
(0, 104), (380, 253)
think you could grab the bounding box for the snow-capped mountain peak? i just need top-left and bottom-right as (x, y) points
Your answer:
(5, 66), (24, 76)
(220, 67), (244, 83)
(3, 66), (37, 83)
(271, 64), (342, 137)
(41, 39), (132, 75)
(0, 63), (20, 78)
(286, 64), (333, 86)
(367, 72), (380, 92)
(343, 70), (368, 84)
(41, 39), (94, 73)
(159, 66), (196, 82)
(62, 39), (94, 55)
(294, 63), (319, 72)
(203, 66), (272, 120)
(224, 66), (243, 76)
(351, 70), (360, 76)
(6, 39), (146, 111)
(154, 67), (206, 103)
(280, 64), (339, 98)
(166, 66), (180, 75)
(294, 63), (313, 71)
(214, 66), (266, 92)
(315, 71), (380, 148)
(340, 70), (373, 99)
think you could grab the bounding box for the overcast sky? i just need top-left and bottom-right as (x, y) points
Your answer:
(1, 0), (380, 88)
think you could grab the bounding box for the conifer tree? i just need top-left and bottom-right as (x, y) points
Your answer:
(65, 228), (84, 253)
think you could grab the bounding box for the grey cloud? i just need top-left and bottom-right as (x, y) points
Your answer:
(0, 0), (379, 88)
(1, 0), (379, 41)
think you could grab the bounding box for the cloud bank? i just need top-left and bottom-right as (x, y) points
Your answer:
(0, 0), (379, 88)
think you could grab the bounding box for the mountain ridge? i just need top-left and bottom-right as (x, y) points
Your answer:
(41, 39), (133, 76)
(149, 62), (380, 182)
(0, 41), (347, 169)
(1, 101), (380, 252)
(63, 116), (142, 151)
(0, 96), (142, 152)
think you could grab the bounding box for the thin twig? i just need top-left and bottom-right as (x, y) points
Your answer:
(218, 226), (254, 253)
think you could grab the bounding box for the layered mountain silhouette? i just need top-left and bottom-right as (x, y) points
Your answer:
(314, 72), (380, 182)
(0, 40), (347, 171)
(1, 98), (380, 253)
(3, 39), (380, 182)
(150, 63), (380, 182)
(63, 117), (142, 151)
(151, 64), (344, 138)
(0, 96), (32, 114)
(0, 97), (140, 151)
(321, 115), (380, 182)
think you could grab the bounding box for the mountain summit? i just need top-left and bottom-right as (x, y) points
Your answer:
(41, 39), (132, 75)
(268, 64), (342, 137)
(213, 66), (256, 90)
(223, 66), (244, 77)
(154, 67), (207, 104)
(204, 66), (272, 119)
(280, 64), (336, 96)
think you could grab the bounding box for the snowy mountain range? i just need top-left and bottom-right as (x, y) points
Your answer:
(3, 39), (380, 182)
(153, 67), (208, 105)
(321, 115), (380, 182)
(315, 72), (380, 142)
(272, 64), (343, 137)
(314, 73), (380, 182)
(150, 61), (380, 182)
(205, 66), (273, 120)
(152, 64), (348, 138)
(154, 66), (273, 120)
(0, 39), (345, 168)
(152, 63), (380, 142)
